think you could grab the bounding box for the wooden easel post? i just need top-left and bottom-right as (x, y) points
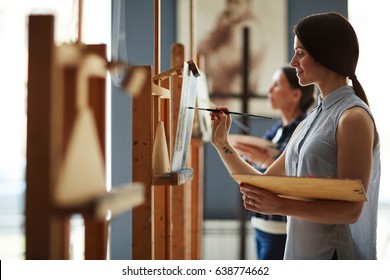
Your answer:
(189, 139), (204, 259)
(133, 63), (202, 260)
(132, 66), (153, 260)
(26, 14), (69, 260)
(26, 15), (109, 260)
(189, 0), (204, 260)
(131, 0), (171, 259)
(131, 0), (203, 260)
(26, 14), (145, 260)
(170, 43), (186, 260)
(152, 0), (169, 260)
(83, 44), (108, 259)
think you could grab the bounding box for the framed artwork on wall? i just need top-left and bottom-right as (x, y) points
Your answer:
(177, 0), (287, 114)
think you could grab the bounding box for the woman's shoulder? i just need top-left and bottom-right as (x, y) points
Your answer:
(336, 87), (370, 112)
(338, 106), (374, 137)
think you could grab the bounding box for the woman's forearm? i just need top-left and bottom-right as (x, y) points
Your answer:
(280, 198), (364, 224)
(215, 142), (261, 175)
(241, 184), (364, 224)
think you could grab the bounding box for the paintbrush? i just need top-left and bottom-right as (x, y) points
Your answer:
(187, 106), (272, 119)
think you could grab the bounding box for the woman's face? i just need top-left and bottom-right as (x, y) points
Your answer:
(290, 36), (325, 86)
(268, 69), (298, 111)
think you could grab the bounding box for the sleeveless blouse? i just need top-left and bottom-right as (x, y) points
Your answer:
(284, 86), (381, 259)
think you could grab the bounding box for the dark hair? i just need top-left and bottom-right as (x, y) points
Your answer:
(293, 12), (369, 106)
(282, 66), (316, 112)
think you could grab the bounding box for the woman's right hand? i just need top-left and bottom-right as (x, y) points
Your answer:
(210, 106), (232, 148)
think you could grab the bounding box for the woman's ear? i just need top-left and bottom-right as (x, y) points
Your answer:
(292, 88), (302, 103)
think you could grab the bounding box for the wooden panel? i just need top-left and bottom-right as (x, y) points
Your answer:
(89, 75), (106, 159)
(84, 44), (107, 259)
(184, 150), (192, 260)
(153, 79), (171, 260)
(170, 185), (185, 259)
(169, 43), (186, 259)
(152, 185), (169, 259)
(232, 174), (366, 201)
(190, 139), (203, 259)
(84, 218), (107, 259)
(86, 45), (106, 159)
(132, 66), (153, 259)
(26, 14), (69, 260)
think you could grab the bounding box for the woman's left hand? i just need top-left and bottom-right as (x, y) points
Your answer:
(240, 182), (283, 215)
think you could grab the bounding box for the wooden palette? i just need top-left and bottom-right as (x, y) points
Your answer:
(231, 174), (366, 202)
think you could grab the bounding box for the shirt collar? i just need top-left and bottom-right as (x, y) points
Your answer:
(315, 85), (354, 110)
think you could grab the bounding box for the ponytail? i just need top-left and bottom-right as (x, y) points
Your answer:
(349, 75), (369, 106)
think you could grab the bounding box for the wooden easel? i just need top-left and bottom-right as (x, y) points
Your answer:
(188, 0), (204, 260)
(25, 14), (144, 259)
(131, 0), (203, 260)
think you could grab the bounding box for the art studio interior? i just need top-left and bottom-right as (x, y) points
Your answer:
(0, 0), (389, 260)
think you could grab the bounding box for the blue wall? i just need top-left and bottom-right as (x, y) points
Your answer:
(109, 0), (347, 259)
(110, 0), (176, 260)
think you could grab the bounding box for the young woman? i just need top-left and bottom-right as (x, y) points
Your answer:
(210, 12), (381, 260)
(230, 66), (315, 260)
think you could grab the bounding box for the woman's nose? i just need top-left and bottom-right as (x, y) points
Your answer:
(290, 55), (297, 67)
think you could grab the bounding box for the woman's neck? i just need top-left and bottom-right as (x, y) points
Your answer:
(280, 109), (302, 127)
(317, 73), (347, 99)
